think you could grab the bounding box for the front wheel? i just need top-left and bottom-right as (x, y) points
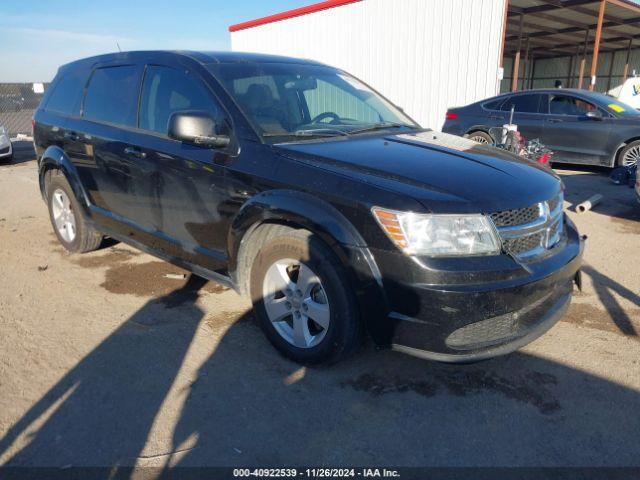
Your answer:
(618, 140), (640, 167)
(249, 227), (360, 365)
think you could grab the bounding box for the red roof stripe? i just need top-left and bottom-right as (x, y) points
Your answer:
(229, 0), (362, 32)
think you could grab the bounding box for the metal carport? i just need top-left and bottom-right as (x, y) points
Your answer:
(501, 0), (640, 92)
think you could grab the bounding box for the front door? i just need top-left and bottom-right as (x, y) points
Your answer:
(132, 64), (235, 272)
(541, 93), (613, 165)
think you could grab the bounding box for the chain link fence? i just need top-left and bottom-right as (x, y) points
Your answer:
(0, 83), (49, 137)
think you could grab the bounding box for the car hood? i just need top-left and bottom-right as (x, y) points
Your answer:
(275, 131), (561, 213)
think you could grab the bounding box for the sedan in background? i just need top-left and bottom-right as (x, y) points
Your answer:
(0, 125), (12, 163)
(443, 89), (640, 167)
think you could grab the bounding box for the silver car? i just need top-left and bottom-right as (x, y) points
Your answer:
(0, 125), (12, 162)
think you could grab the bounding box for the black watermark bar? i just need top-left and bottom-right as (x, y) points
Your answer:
(1, 467), (640, 480)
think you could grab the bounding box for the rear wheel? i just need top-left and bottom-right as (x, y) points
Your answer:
(46, 170), (102, 253)
(466, 130), (493, 144)
(249, 227), (360, 365)
(618, 140), (640, 167)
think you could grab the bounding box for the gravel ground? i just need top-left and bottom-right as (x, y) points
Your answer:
(0, 145), (639, 468)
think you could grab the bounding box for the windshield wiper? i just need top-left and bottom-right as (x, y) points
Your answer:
(263, 128), (349, 138)
(348, 122), (407, 135)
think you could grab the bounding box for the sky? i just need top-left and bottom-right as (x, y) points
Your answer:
(0, 0), (312, 82)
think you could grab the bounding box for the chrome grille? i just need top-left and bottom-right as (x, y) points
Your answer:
(491, 193), (564, 258)
(490, 204), (541, 227)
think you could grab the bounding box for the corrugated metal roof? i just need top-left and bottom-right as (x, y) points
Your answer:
(505, 0), (640, 59)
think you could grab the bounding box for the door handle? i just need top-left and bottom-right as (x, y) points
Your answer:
(124, 147), (147, 159)
(546, 118), (564, 123)
(64, 131), (80, 141)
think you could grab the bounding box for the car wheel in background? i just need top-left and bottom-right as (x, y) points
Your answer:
(465, 131), (493, 144)
(46, 170), (103, 253)
(250, 226), (360, 365)
(618, 140), (640, 167)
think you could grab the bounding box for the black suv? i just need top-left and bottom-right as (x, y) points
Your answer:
(34, 51), (583, 364)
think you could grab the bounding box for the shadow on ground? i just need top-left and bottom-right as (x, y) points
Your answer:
(0, 272), (639, 469)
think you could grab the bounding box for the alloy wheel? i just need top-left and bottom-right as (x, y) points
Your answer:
(262, 258), (330, 348)
(51, 188), (77, 243)
(470, 135), (489, 144)
(622, 145), (640, 167)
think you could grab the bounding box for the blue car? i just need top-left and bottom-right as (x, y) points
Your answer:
(442, 89), (640, 167)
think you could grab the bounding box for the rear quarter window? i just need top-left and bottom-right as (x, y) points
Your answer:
(482, 98), (504, 111)
(83, 65), (140, 127)
(44, 70), (87, 115)
(500, 94), (544, 114)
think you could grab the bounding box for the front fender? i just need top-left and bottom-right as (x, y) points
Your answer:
(39, 146), (90, 213)
(229, 190), (389, 341)
(228, 189), (368, 266)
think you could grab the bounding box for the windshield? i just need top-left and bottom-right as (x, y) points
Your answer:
(590, 92), (640, 117)
(208, 62), (419, 141)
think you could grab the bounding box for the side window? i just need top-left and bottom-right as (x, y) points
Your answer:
(483, 98), (504, 111)
(550, 95), (597, 116)
(139, 66), (221, 135)
(303, 78), (379, 123)
(45, 69), (87, 115)
(500, 94), (543, 114)
(83, 65), (139, 126)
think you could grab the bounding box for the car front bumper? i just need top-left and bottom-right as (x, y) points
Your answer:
(365, 217), (584, 362)
(0, 142), (11, 158)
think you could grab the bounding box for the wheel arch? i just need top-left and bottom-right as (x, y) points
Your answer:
(612, 137), (640, 167)
(38, 146), (90, 213)
(465, 125), (492, 135)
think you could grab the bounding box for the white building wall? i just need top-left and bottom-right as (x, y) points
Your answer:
(231, 0), (507, 130)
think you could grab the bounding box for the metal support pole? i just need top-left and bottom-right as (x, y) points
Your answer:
(578, 28), (590, 89)
(511, 13), (524, 92)
(589, 0), (606, 91)
(530, 57), (538, 89)
(606, 51), (616, 92)
(571, 41), (582, 88)
(623, 38), (633, 82)
(522, 36), (530, 91)
(567, 55), (574, 88)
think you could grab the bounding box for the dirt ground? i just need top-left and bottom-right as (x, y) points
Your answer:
(1, 143), (639, 468)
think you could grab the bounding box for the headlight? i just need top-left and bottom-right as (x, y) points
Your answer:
(372, 207), (501, 256)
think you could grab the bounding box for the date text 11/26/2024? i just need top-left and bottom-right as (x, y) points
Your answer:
(233, 468), (401, 478)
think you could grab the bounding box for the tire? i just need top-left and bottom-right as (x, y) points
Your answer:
(46, 170), (103, 253)
(617, 140), (640, 167)
(465, 130), (493, 145)
(249, 227), (360, 365)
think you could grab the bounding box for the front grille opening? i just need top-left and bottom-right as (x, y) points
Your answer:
(503, 232), (543, 255)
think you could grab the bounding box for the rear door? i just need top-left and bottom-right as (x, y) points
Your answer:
(131, 63), (234, 271)
(499, 93), (546, 141)
(541, 93), (613, 165)
(65, 63), (147, 233)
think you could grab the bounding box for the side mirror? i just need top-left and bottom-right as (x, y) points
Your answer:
(585, 110), (603, 121)
(168, 111), (230, 148)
